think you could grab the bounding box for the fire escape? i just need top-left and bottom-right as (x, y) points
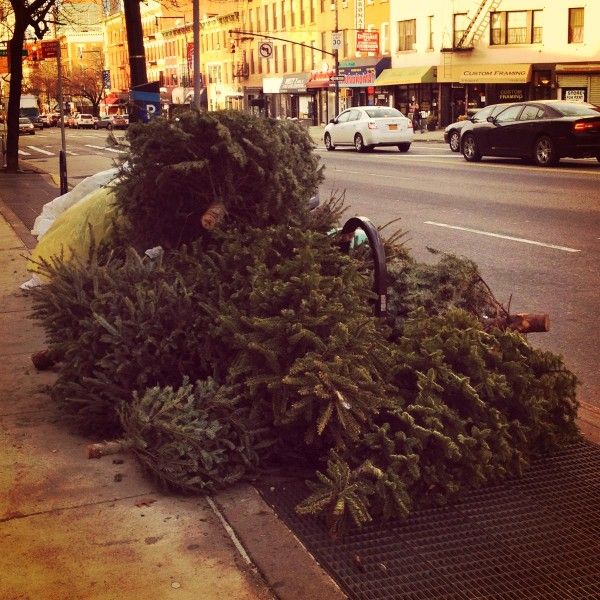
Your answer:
(441, 0), (502, 80)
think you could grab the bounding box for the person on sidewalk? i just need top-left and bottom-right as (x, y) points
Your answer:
(410, 97), (421, 133)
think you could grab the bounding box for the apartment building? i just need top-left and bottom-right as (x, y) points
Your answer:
(384, 0), (600, 126)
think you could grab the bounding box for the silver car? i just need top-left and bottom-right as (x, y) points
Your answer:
(324, 106), (414, 153)
(18, 117), (36, 135)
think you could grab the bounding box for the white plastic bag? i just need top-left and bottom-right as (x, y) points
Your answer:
(32, 167), (119, 239)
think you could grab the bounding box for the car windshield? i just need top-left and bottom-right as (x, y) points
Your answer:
(364, 107), (404, 119)
(553, 103), (600, 116)
(80, 114), (93, 118)
(19, 118), (31, 124)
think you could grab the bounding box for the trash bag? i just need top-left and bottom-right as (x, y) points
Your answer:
(32, 168), (119, 239)
(28, 186), (119, 278)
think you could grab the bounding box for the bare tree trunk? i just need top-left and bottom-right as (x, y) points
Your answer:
(6, 25), (25, 172)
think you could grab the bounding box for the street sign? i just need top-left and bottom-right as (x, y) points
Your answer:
(258, 41), (273, 58)
(331, 32), (342, 50)
(0, 49), (28, 57)
(41, 40), (59, 60)
(330, 75), (345, 82)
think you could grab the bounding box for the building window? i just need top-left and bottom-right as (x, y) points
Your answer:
(398, 19), (416, 51)
(282, 44), (287, 71)
(272, 3), (277, 29)
(532, 10), (543, 43)
(568, 7), (584, 43)
(453, 13), (467, 47)
(491, 10), (543, 45)
(507, 11), (527, 44)
(274, 45), (278, 72)
(310, 40), (315, 69)
(380, 21), (388, 54)
(281, 0), (286, 28)
(428, 15), (434, 50)
(300, 0), (305, 25)
(264, 5), (269, 30)
(321, 31), (327, 58)
(310, 0), (315, 23)
(256, 7), (261, 31)
(291, 1), (295, 26)
(320, 0), (324, 12)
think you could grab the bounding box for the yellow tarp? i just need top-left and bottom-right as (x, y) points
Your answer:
(374, 66), (437, 87)
(29, 186), (118, 278)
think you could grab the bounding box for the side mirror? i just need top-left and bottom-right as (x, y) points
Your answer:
(487, 116), (496, 124)
(329, 118), (336, 124)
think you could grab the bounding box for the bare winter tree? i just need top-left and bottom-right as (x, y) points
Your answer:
(24, 58), (59, 110)
(4, 0), (57, 172)
(64, 55), (105, 116)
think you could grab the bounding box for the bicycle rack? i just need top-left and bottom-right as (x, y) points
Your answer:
(339, 216), (388, 318)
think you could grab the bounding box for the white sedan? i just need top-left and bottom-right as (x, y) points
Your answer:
(324, 106), (414, 153)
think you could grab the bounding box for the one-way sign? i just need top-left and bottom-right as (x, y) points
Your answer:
(330, 75), (345, 82)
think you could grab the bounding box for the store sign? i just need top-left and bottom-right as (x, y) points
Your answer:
(356, 31), (379, 54)
(498, 88), (525, 101)
(280, 74), (310, 93)
(355, 0), (365, 30)
(336, 66), (376, 87)
(563, 88), (587, 103)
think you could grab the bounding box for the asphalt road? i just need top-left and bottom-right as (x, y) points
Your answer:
(13, 128), (600, 408)
(317, 143), (600, 408)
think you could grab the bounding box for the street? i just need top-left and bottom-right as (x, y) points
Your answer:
(12, 128), (600, 409)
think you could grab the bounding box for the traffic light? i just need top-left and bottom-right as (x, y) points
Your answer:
(230, 40), (236, 53)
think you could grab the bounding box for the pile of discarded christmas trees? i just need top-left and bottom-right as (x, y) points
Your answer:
(30, 111), (579, 535)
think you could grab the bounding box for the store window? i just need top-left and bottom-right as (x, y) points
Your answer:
(568, 7), (584, 43)
(453, 13), (468, 47)
(398, 19), (416, 51)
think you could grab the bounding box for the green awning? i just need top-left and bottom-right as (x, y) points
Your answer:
(374, 66), (437, 87)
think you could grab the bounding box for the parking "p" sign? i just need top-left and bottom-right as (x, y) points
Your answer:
(259, 41), (273, 58)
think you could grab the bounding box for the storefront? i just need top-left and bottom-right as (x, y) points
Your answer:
(244, 87), (264, 115)
(279, 73), (316, 124)
(262, 77), (284, 118)
(334, 57), (391, 110)
(437, 63), (532, 125)
(374, 65), (438, 120)
(307, 69), (335, 124)
(555, 63), (600, 106)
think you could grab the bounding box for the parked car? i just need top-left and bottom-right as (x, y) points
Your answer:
(31, 116), (45, 129)
(324, 106), (413, 153)
(74, 113), (95, 129)
(444, 104), (510, 152)
(18, 117), (36, 135)
(111, 114), (129, 129)
(37, 114), (53, 127)
(461, 100), (600, 167)
(94, 116), (114, 130)
(66, 113), (78, 128)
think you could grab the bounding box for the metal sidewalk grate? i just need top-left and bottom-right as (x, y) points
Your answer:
(257, 441), (600, 600)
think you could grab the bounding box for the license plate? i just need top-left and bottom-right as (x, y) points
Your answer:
(388, 124), (398, 130)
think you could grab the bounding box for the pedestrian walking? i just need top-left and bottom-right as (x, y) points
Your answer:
(410, 96), (421, 133)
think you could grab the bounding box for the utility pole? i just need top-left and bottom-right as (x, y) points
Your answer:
(193, 0), (201, 110)
(123, 0), (147, 121)
(334, 0), (340, 117)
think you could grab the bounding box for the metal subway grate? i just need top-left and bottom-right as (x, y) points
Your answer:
(257, 441), (600, 600)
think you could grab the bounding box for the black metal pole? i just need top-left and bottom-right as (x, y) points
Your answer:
(123, 0), (147, 122)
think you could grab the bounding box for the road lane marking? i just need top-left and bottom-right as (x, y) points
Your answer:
(84, 144), (126, 153)
(334, 169), (410, 179)
(27, 145), (54, 156)
(65, 150), (78, 155)
(18, 150), (31, 156)
(425, 221), (581, 253)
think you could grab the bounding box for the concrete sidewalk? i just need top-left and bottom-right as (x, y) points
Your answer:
(0, 173), (345, 600)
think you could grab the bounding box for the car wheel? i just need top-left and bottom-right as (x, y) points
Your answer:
(354, 133), (366, 153)
(398, 143), (410, 153)
(533, 135), (558, 167)
(324, 133), (335, 151)
(462, 133), (482, 162)
(94, 124), (98, 129)
(449, 130), (460, 152)
(107, 124), (113, 131)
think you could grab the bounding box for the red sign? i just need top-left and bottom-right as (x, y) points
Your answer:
(187, 42), (194, 74)
(356, 31), (379, 54)
(41, 40), (59, 59)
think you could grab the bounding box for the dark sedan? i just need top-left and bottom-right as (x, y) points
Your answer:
(444, 103), (510, 151)
(461, 100), (600, 167)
